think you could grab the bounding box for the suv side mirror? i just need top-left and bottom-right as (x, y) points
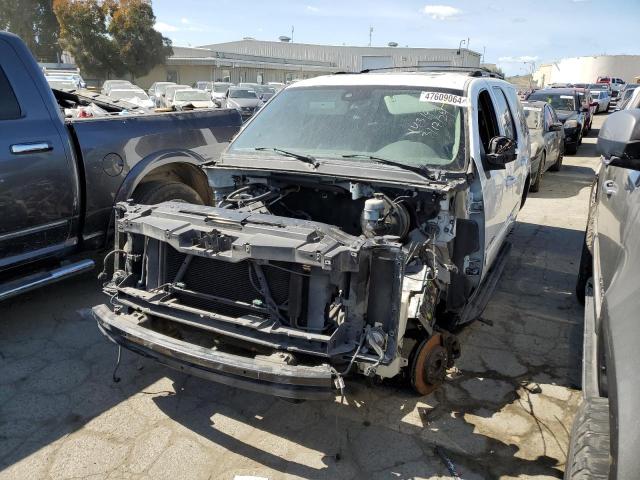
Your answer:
(598, 110), (640, 170)
(549, 122), (563, 132)
(486, 136), (517, 168)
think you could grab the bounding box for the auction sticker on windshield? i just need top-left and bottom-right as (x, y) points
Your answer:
(419, 91), (469, 107)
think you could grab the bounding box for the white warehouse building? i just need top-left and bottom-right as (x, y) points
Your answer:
(136, 38), (481, 88)
(533, 55), (640, 87)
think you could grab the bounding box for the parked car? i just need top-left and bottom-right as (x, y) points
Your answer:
(107, 88), (154, 109)
(268, 82), (285, 91)
(93, 69), (531, 400)
(568, 109), (640, 480)
(45, 76), (78, 90)
(255, 85), (277, 102)
(101, 79), (134, 96)
(171, 88), (215, 110)
(527, 88), (588, 154)
(0, 32), (242, 301)
(596, 76), (625, 100)
(576, 88), (596, 130)
(615, 83), (640, 110)
(148, 81), (175, 107)
(162, 84), (190, 108)
(223, 86), (261, 119)
(42, 67), (86, 88)
(193, 81), (213, 92)
(589, 89), (611, 113)
(619, 87), (640, 110)
(211, 81), (234, 106)
(522, 101), (564, 191)
(238, 82), (260, 90)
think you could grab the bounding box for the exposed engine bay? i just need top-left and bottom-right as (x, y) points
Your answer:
(94, 167), (488, 399)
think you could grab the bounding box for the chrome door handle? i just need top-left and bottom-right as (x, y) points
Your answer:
(603, 180), (618, 196)
(505, 175), (517, 186)
(10, 142), (52, 154)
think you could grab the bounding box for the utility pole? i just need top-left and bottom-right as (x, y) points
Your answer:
(291, 25), (294, 42)
(369, 26), (373, 47)
(482, 46), (486, 64)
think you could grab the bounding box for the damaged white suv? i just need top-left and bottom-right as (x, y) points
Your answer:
(94, 69), (530, 400)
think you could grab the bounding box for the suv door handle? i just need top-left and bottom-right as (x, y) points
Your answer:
(505, 175), (517, 187)
(603, 180), (618, 196)
(10, 142), (52, 154)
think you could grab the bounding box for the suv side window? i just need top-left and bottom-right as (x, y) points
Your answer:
(491, 86), (517, 140)
(0, 66), (21, 120)
(477, 90), (500, 153)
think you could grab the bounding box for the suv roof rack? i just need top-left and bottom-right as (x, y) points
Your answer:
(355, 65), (505, 79)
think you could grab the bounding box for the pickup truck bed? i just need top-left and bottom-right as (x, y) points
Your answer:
(0, 31), (242, 300)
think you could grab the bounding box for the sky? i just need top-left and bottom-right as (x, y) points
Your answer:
(152, 0), (640, 76)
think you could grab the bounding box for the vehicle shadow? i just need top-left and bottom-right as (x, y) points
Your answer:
(0, 272), (169, 472)
(532, 162), (596, 200)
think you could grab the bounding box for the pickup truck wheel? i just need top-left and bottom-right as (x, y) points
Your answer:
(564, 397), (610, 479)
(550, 151), (563, 171)
(529, 154), (544, 192)
(133, 181), (204, 205)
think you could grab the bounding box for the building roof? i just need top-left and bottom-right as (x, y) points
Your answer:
(289, 71), (475, 91)
(196, 39), (481, 71)
(167, 45), (339, 72)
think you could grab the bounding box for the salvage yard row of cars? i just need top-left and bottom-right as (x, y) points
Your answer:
(3, 30), (640, 478)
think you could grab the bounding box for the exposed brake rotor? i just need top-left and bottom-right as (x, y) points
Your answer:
(410, 333), (448, 395)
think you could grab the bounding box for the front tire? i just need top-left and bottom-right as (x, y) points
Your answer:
(564, 398), (610, 479)
(529, 153), (544, 192)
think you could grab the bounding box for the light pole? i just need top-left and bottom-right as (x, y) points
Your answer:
(457, 39), (466, 66)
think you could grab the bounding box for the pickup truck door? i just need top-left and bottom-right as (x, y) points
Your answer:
(0, 37), (79, 268)
(489, 85), (523, 225)
(472, 86), (510, 268)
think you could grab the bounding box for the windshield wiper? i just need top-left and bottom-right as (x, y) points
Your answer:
(255, 147), (319, 168)
(341, 154), (432, 178)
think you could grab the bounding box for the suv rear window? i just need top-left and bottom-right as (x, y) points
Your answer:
(0, 66), (21, 120)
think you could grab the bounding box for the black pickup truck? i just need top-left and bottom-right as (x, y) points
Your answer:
(0, 32), (242, 300)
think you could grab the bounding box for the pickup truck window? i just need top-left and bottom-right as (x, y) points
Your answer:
(492, 86), (518, 140)
(0, 66), (20, 120)
(477, 90), (500, 152)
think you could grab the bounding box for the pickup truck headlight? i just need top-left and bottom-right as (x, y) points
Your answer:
(564, 119), (578, 129)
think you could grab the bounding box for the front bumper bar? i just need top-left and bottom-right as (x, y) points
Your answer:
(93, 304), (334, 400)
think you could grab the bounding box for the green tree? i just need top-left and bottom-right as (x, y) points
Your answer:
(53, 0), (171, 81)
(54, 0), (124, 78)
(107, 0), (173, 81)
(0, 0), (62, 62)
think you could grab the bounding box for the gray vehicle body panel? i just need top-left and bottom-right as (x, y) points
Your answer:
(590, 162), (640, 479)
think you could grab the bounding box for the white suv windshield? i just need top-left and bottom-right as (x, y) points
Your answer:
(229, 86), (467, 170)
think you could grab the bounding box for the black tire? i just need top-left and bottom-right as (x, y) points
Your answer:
(133, 181), (204, 205)
(550, 150), (563, 171)
(565, 142), (578, 156)
(564, 397), (610, 479)
(529, 153), (544, 192)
